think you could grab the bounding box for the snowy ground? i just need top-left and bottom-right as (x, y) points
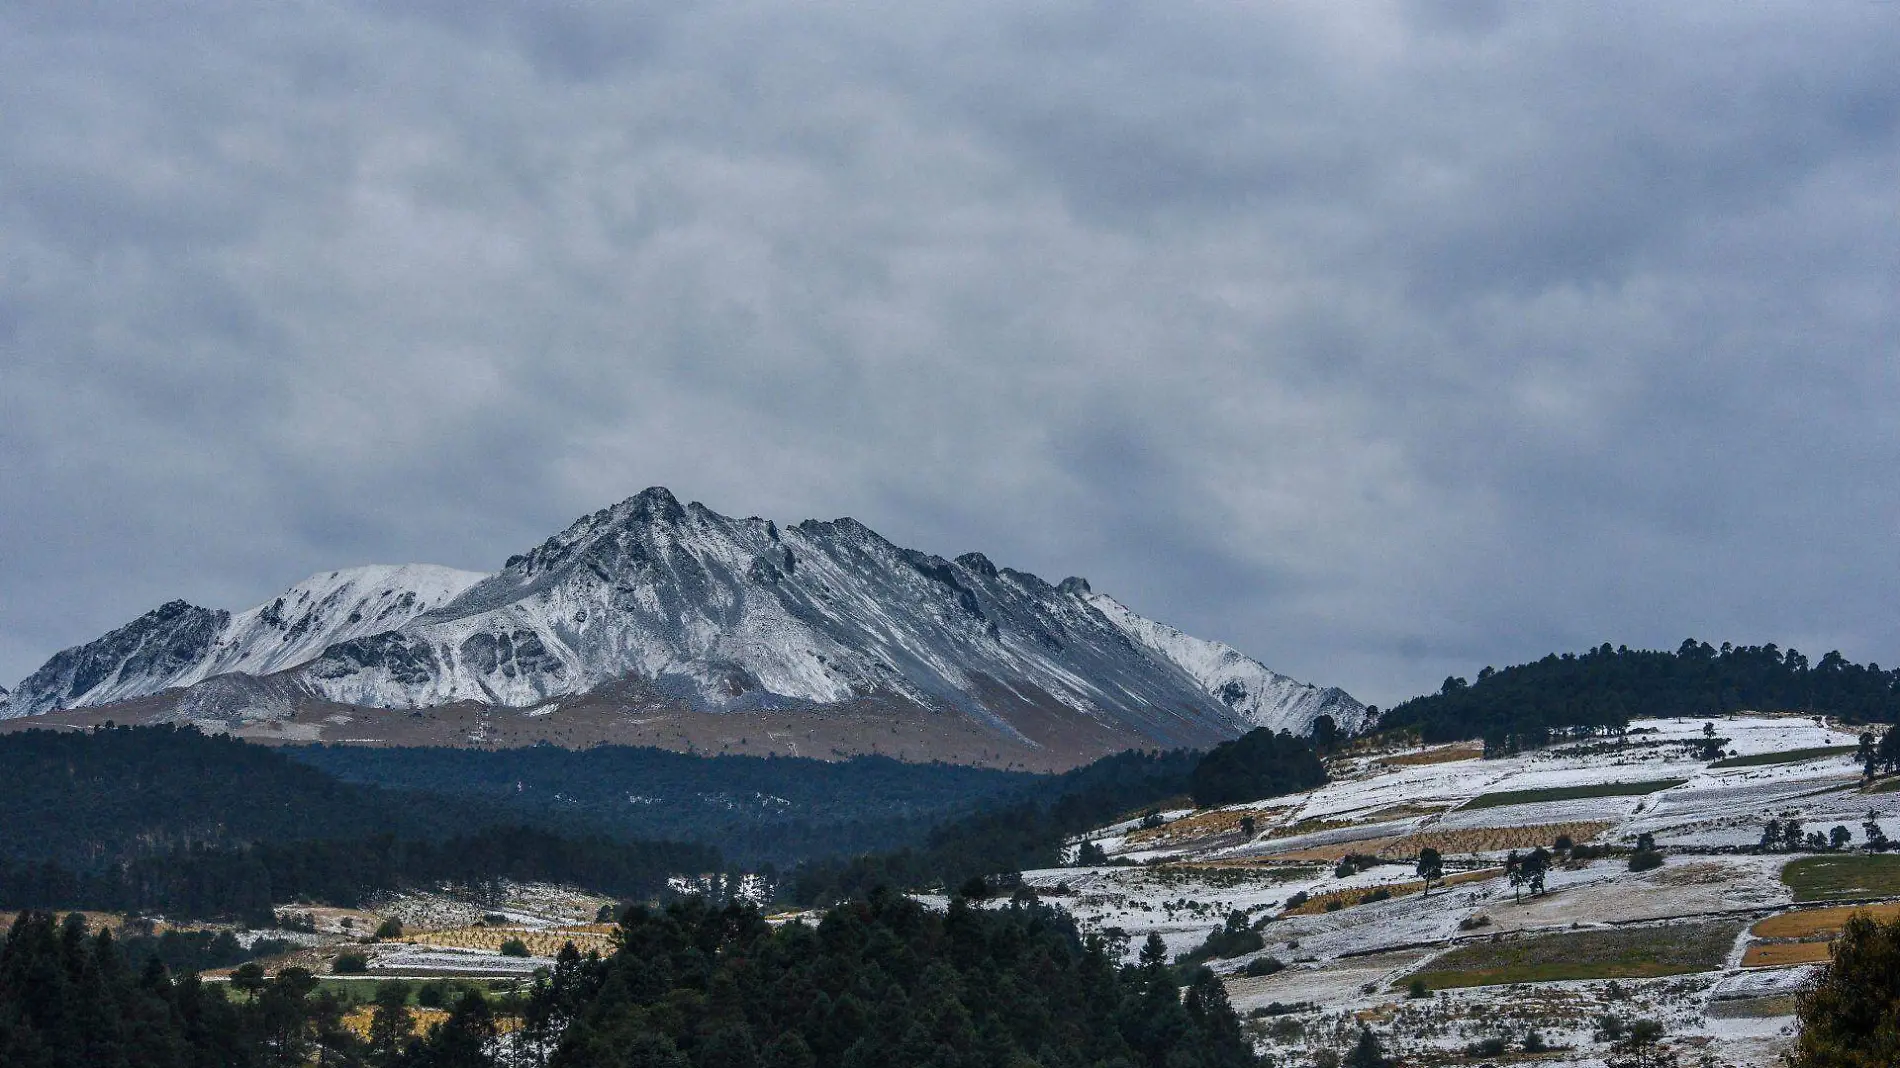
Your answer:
(1040, 715), (1890, 1067)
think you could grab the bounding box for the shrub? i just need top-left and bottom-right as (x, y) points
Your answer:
(1554, 834), (1575, 852)
(1244, 956), (1285, 977)
(1629, 850), (1664, 872)
(373, 917), (403, 940)
(1407, 978), (1429, 998)
(1465, 1036), (1508, 1058)
(1360, 887), (1392, 905)
(596, 903), (618, 923)
(1285, 891), (1309, 910)
(1458, 915), (1492, 931)
(1334, 859), (1357, 879)
(1523, 1029), (1547, 1052)
(498, 938), (530, 958)
(481, 913), (508, 926)
(1323, 899), (1343, 912)
(332, 951), (369, 974)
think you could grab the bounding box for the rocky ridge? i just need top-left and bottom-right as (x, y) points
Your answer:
(1, 489), (1365, 758)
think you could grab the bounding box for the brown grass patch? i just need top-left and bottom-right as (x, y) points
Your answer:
(1260, 836), (1406, 864)
(404, 926), (616, 957)
(1282, 868), (1500, 916)
(1379, 744), (1484, 767)
(342, 1006), (450, 1040)
(1375, 821), (1613, 859)
(1742, 941), (1833, 968)
(1265, 816), (1358, 841)
(1752, 901), (1900, 941)
(1125, 807), (1285, 846)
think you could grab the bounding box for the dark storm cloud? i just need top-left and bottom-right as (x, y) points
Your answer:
(1, 1), (1896, 705)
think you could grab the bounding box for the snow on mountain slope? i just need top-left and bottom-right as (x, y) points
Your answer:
(197, 564), (489, 680)
(1, 565), (486, 718)
(4, 489), (1361, 751)
(1081, 589), (1369, 735)
(299, 490), (1264, 748)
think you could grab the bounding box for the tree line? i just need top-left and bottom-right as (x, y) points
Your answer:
(0, 895), (1262, 1068)
(0, 826), (718, 923)
(1379, 640), (1900, 748)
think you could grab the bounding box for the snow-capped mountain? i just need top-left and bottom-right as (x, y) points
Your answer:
(1080, 589), (1368, 735)
(1, 489), (1364, 751)
(3, 565), (484, 717)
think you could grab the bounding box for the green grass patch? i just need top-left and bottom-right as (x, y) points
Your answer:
(1401, 921), (1741, 990)
(1782, 854), (1900, 902)
(1710, 745), (1858, 769)
(1463, 779), (1687, 811)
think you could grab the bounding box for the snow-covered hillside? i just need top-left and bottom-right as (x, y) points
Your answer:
(1, 489), (1359, 751)
(1017, 714), (1877, 1067)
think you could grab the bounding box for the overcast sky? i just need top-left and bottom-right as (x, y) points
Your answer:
(2, 1), (1896, 707)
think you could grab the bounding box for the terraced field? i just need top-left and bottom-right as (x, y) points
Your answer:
(1402, 920), (1744, 989)
(1374, 821), (1613, 859)
(1462, 779), (1687, 810)
(1782, 854), (1900, 902)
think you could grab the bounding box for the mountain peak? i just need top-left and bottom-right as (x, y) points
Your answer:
(3, 492), (1362, 758)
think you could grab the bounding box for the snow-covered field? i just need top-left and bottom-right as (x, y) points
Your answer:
(1027, 715), (1890, 1066)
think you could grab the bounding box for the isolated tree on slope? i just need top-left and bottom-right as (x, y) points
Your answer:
(1522, 847), (1551, 896)
(1416, 847), (1443, 897)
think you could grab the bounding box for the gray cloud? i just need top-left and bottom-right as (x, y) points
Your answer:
(1, 0), (1896, 706)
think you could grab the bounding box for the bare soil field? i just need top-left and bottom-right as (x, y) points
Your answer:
(1377, 744), (1483, 767)
(1374, 821), (1613, 859)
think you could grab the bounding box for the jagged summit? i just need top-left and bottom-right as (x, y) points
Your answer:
(1, 490), (1365, 758)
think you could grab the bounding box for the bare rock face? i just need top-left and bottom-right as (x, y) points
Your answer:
(2, 489), (1365, 756)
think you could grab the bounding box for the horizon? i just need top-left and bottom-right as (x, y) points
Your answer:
(3, 3), (1896, 709)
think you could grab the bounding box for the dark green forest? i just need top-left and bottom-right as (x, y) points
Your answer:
(1379, 640), (1900, 748)
(0, 726), (480, 868)
(1187, 729), (1328, 808)
(288, 743), (1036, 866)
(0, 897), (1261, 1068)
(0, 826), (718, 923)
(785, 747), (1202, 905)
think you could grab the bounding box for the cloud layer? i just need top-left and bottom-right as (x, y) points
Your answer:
(3, 1), (1896, 705)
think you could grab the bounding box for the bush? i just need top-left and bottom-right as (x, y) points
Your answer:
(1458, 915), (1492, 931)
(1465, 1037), (1508, 1058)
(481, 913), (508, 926)
(1285, 891), (1309, 910)
(1323, 899), (1343, 913)
(1523, 1029), (1547, 1052)
(1629, 850), (1665, 872)
(332, 951), (368, 974)
(1407, 978), (1428, 998)
(373, 917), (403, 940)
(498, 938), (530, 958)
(1359, 887), (1392, 905)
(596, 903), (618, 923)
(1244, 956), (1285, 977)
